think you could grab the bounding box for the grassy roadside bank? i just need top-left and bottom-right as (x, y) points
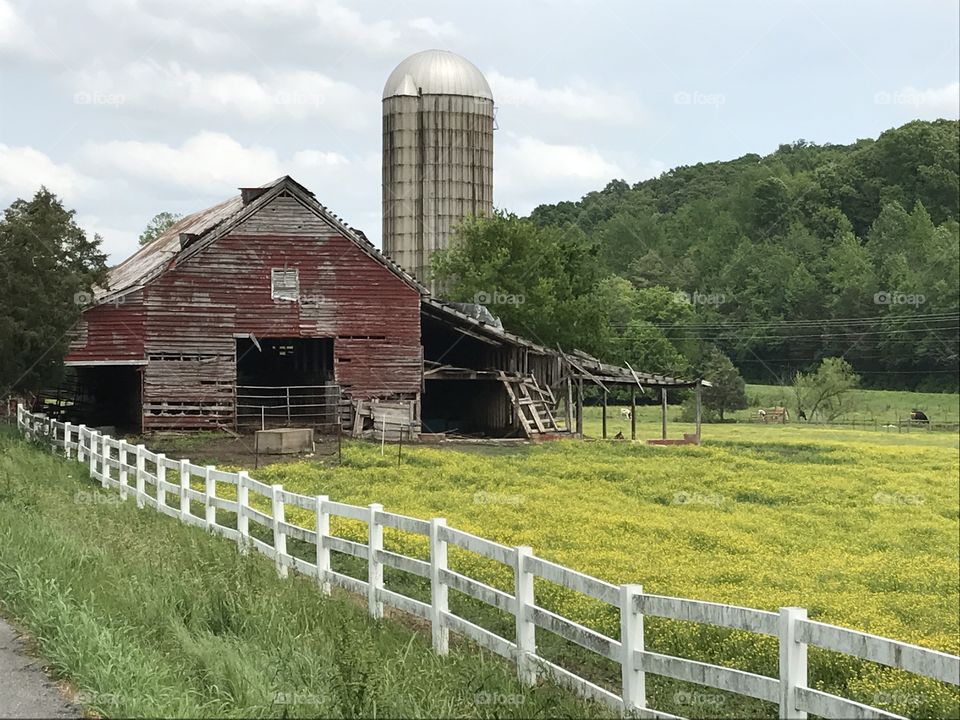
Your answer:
(0, 427), (608, 718)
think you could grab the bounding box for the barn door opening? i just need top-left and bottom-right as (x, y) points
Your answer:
(71, 364), (143, 433)
(235, 338), (338, 429)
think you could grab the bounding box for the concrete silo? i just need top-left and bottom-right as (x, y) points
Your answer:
(382, 49), (494, 291)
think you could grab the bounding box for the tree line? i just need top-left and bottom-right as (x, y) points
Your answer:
(433, 119), (960, 394)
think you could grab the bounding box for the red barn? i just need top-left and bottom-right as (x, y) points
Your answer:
(66, 176), (424, 431)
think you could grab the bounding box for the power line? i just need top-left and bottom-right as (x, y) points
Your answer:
(620, 326), (959, 341)
(608, 312), (960, 330)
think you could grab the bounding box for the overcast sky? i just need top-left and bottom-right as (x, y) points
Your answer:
(1, 0), (958, 264)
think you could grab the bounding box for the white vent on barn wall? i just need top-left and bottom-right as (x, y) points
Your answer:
(271, 268), (299, 301)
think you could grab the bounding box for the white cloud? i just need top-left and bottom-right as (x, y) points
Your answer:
(81, 132), (283, 193)
(0, 0), (49, 61)
(408, 17), (458, 38)
(875, 82), (959, 118)
(495, 134), (625, 213)
(0, 145), (90, 202)
(488, 71), (643, 125)
(70, 61), (375, 126)
(904, 82), (958, 117)
(291, 150), (351, 168)
(75, 214), (139, 261)
(310, 0), (400, 53)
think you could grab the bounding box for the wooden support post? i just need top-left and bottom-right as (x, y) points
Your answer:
(515, 545), (537, 685)
(630, 391), (637, 441)
(620, 584), (646, 713)
(237, 471), (250, 554)
(565, 377), (574, 431)
(272, 484), (288, 579)
(63, 422), (72, 458)
(430, 518), (449, 655)
(576, 377), (584, 436)
(660, 388), (668, 440)
(135, 444), (145, 508)
(602, 390), (608, 439)
(368, 503), (384, 619)
(315, 495), (331, 594)
(695, 380), (703, 441)
(204, 465), (216, 530)
(779, 607), (808, 719)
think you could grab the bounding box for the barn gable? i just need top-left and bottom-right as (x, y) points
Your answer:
(66, 177), (425, 432)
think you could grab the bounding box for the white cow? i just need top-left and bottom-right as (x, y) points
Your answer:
(620, 408), (632, 420)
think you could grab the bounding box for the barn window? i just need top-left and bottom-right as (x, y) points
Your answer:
(271, 268), (299, 301)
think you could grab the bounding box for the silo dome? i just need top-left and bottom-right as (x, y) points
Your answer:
(383, 49), (493, 100)
(382, 50), (495, 292)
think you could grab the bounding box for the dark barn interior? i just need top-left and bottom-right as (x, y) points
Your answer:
(420, 300), (564, 437)
(71, 365), (143, 432)
(235, 337), (338, 429)
(235, 337), (334, 386)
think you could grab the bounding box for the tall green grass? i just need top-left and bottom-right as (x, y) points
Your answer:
(0, 427), (610, 718)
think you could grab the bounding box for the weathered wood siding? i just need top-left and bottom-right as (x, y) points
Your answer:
(139, 193), (421, 429)
(65, 291), (146, 362)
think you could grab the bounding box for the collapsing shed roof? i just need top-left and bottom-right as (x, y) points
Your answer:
(564, 350), (703, 389)
(422, 298), (701, 388)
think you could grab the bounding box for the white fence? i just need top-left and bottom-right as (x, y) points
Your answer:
(16, 405), (960, 719)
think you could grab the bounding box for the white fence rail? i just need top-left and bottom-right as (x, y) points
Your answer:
(16, 405), (960, 719)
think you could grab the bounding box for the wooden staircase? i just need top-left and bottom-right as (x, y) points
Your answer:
(499, 371), (567, 437)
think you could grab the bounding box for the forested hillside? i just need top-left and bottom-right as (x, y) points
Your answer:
(436, 120), (959, 391)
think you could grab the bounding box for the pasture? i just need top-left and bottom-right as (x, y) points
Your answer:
(243, 419), (960, 717)
(588, 384), (960, 437)
(4, 388), (959, 718)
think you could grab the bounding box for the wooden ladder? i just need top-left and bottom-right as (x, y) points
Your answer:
(499, 372), (566, 437)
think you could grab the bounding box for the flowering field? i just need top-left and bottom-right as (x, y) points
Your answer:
(245, 422), (960, 717)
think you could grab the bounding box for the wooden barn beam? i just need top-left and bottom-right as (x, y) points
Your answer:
(602, 390), (607, 439)
(695, 380), (703, 441)
(661, 387), (668, 440)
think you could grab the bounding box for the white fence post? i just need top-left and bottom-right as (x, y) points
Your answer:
(315, 495), (331, 595)
(89, 430), (98, 480)
(515, 545), (537, 685)
(156, 453), (167, 512)
(429, 517), (449, 655)
(135, 444), (146, 509)
(272, 484), (288, 579)
(100, 434), (111, 488)
(368, 503), (384, 619)
(77, 425), (86, 462)
(63, 422), (72, 459)
(237, 471), (250, 554)
(204, 466), (216, 530)
(779, 607), (808, 719)
(118, 440), (129, 500)
(179, 459), (191, 521)
(620, 584), (647, 713)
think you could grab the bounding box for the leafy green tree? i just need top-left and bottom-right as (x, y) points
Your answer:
(432, 212), (606, 353)
(0, 189), (107, 393)
(792, 357), (860, 421)
(139, 211), (181, 246)
(693, 347), (747, 421)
